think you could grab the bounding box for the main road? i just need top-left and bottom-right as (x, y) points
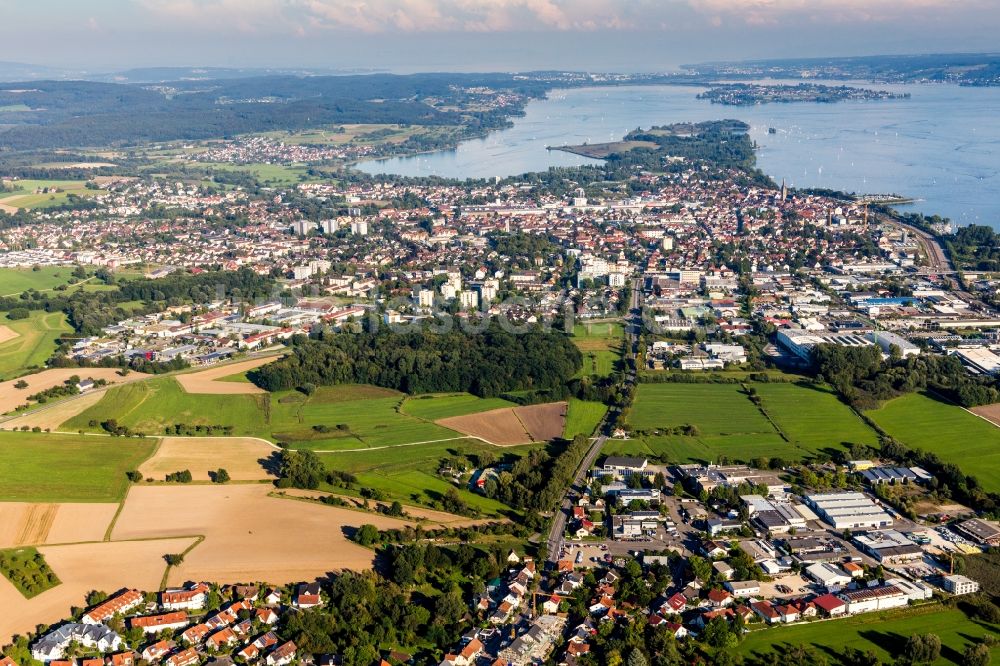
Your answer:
(546, 277), (643, 566)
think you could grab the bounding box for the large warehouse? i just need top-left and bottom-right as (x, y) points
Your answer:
(804, 492), (894, 530)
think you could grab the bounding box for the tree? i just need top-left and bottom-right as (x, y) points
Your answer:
(964, 643), (991, 666)
(354, 524), (379, 546)
(213, 468), (230, 484)
(387, 500), (404, 517)
(13, 380), (27, 389)
(626, 648), (649, 666)
(164, 553), (184, 566)
(903, 634), (941, 664)
(276, 449), (325, 489)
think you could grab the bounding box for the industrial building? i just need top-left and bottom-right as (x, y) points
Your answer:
(953, 518), (1000, 546)
(858, 466), (933, 486)
(804, 492), (894, 530)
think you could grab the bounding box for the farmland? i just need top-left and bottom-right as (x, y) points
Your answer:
(0, 311), (71, 380)
(563, 399), (607, 438)
(571, 321), (623, 378)
(868, 391), (1000, 493)
(630, 383), (773, 434)
(625, 380), (879, 464)
(438, 402), (566, 445)
(738, 605), (998, 665)
(755, 382), (880, 452)
(0, 431), (155, 502)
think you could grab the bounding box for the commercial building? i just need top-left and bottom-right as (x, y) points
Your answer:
(853, 530), (923, 564)
(804, 563), (851, 592)
(942, 575), (980, 596)
(838, 585), (909, 614)
(741, 495), (807, 534)
(598, 456), (652, 480)
(804, 492), (893, 530)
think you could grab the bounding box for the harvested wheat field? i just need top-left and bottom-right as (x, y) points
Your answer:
(278, 488), (500, 528)
(0, 326), (18, 345)
(175, 356), (277, 395)
(437, 401), (567, 445)
(971, 403), (1000, 427)
(112, 484), (413, 586)
(0, 536), (195, 643)
(0, 367), (148, 415)
(0, 502), (118, 547)
(139, 436), (279, 481)
(3, 390), (106, 431)
(514, 402), (567, 441)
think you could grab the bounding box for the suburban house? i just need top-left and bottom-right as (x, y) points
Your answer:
(32, 625), (124, 662)
(161, 582), (210, 610)
(129, 612), (189, 634)
(82, 589), (144, 624)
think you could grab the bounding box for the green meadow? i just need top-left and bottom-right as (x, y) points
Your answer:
(401, 393), (516, 421)
(738, 605), (998, 665)
(756, 382), (880, 451)
(0, 310), (71, 380)
(626, 380), (882, 464)
(319, 438), (539, 517)
(867, 391), (1000, 493)
(0, 431), (155, 502)
(571, 321), (623, 378)
(563, 399), (607, 439)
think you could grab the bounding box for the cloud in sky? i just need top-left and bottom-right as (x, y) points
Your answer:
(2, 0), (997, 71)
(135, 0), (992, 34)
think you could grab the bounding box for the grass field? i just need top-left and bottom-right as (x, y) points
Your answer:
(625, 381), (878, 464)
(738, 605), (999, 665)
(319, 438), (538, 517)
(64, 377), (269, 436)
(0, 267), (82, 296)
(0, 431), (155, 502)
(0, 311), (71, 380)
(63, 380), (463, 449)
(563, 399), (607, 438)
(401, 393), (516, 421)
(867, 392), (1000, 493)
(572, 322), (623, 378)
(603, 432), (797, 465)
(0, 547), (60, 599)
(756, 382), (880, 452)
(0, 179), (106, 209)
(631, 383), (774, 434)
(269, 387), (460, 450)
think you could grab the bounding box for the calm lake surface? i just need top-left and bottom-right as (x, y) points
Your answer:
(357, 83), (1000, 230)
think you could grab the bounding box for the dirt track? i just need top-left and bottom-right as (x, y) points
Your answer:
(437, 401), (567, 445)
(139, 437), (278, 481)
(174, 357), (276, 394)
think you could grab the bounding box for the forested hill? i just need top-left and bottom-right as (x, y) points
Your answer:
(248, 324), (582, 397)
(0, 73), (556, 151)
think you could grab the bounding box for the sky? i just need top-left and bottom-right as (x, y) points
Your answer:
(2, 0), (999, 73)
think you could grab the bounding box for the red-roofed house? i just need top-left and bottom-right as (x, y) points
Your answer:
(129, 611), (188, 634)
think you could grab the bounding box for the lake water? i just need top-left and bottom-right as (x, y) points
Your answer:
(357, 83), (1000, 230)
